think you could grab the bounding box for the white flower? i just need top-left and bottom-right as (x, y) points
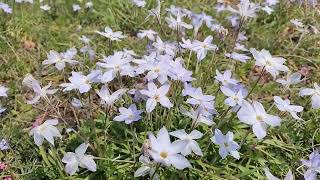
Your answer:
(237, 100), (281, 139)
(0, 139), (9, 150)
(180, 106), (215, 126)
(62, 143), (96, 175)
(97, 51), (134, 83)
(227, 0), (260, 19)
(250, 48), (289, 79)
(180, 38), (194, 50)
(221, 86), (245, 107)
(145, 59), (170, 84)
(0, 106), (6, 114)
(96, 85), (127, 107)
(148, 127), (191, 170)
(265, 0), (279, 6)
(131, 0), (146, 7)
(169, 129), (203, 156)
(22, 73), (37, 88)
(234, 43), (249, 51)
(40, 4), (51, 11)
(137, 29), (158, 41)
(192, 36), (218, 61)
(299, 83), (320, 109)
(29, 119), (61, 146)
(71, 98), (83, 108)
(60, 70), (101, 94)
(168, 58), (195, 82)
(27, 81), (58, 104)
(186, 87), (216, 112)
(22, 74), (58, 104)
(0, 86), (8, 97)
(291, 19), (306, 32)
(134, 155), (158, 179)
(211, 129), (240, 159)
(274, 96), (303, 120)
(72, 4), (81, 12)
(215, 70), (239, 86)
(264, 168), (293, 180)
(301, 150), (320, 180)
(276, 72), (303, 88)
(165, 12), (193, 31)
(261, 6), (274, 15)
(42, 48), (78, 71)
(152, 36), (176, 56)
(0, 3), (12, 14)
(114, 104), (143, 124)
(96, 27), (126, 41)
(85, 2), (93, 9)
(225, 52), (250, 63)
(15, 0), (33, 3)
(140, 83), (173, 113)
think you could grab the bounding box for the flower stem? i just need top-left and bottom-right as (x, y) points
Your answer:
(246, 66), (265, 98)
(150, 163), (161, 179)
(39, 146), (51, 167)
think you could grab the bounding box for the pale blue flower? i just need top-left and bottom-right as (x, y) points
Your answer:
(131, 0), (146, 7)
(237, 100), (281, 139)
(0, 3), (12, 14)
(299, 83), (320, 109)
(170, 129), (203, 156)
(186, 87), (215, 111)
(148, 127), (191, 170)
(62, 143), (96, 175)
(301, 150), (320, 180)
(140, 83), (173, 112)
(96, 27), (126, 41)
(29, 119), (61, 146)
(72, 4), (81, 12)
(0, 86), (8, 97)
(114, 104), (143, 124)
(0, 139), (9, 151)
(274, 96), (303, 120)
(192, 36), (218, 61)
(225, 52), (250, 63)
(211, 129), (240, 159)
(60, 70), (101, 94)
(42, 48), (78, 71)
(96, 85), (127, 107)
(215, 70), (239, 86)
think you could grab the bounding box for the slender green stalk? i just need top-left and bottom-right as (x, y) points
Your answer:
(39, 146), (51, 167)
(150, 163), (161, 180)
(130, 124), (137, 162)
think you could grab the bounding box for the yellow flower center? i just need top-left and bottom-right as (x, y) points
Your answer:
(202, 43), (208, 48)
(154, 95), (160, 101)
(160, 151), (168, 159)
(39, 125), (46, 132)
(256, 115), (263, 121)
(154, 67), (160, 73)
(265, 60), (272, 66)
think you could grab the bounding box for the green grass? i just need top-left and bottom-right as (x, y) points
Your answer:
(0, 0), (320, 179)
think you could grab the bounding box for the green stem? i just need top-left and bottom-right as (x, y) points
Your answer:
(130, 124), (137, 162)
(150, 163), (161, 179)
(39, 146), (51, 167)
(246, 66), (265, 98)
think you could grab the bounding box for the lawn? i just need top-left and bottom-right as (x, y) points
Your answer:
(0, 0), (320, 179)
